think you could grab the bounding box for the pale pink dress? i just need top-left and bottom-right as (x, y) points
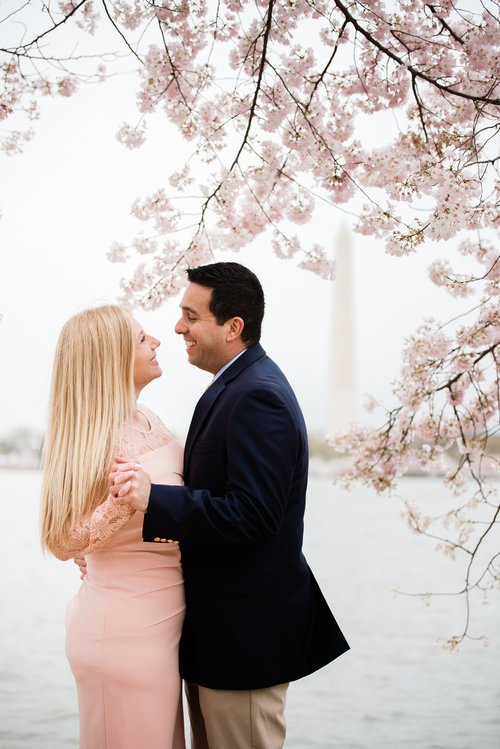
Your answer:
(55, 405), (186, 749)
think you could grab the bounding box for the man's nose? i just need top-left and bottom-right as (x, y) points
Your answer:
(175, 319), (187, 335)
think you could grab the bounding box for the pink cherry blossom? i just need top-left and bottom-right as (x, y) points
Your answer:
(116, 122), (146, 150)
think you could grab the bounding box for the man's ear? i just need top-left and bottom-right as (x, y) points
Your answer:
(226, 316), (245, 342)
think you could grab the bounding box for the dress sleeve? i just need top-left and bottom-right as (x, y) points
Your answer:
(53, 495), (136, 561)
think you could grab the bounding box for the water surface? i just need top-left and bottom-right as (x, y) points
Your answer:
(1, 471), (498, 748)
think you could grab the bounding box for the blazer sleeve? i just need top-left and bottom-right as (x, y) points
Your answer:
(143, 386), (301, 546)
(52, 495), (136, 560)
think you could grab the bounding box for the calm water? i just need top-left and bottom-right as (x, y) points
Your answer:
(0, 470), (499, 749)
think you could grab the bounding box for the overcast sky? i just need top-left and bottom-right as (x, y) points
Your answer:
(0, 47), (467, 441)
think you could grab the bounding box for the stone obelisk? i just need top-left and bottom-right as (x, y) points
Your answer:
(328, 223), (357, 435)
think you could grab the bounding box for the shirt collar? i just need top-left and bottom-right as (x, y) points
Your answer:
(212, 349), (247, 382)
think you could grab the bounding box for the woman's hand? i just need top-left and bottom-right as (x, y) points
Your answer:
(109, 457), (152, 513)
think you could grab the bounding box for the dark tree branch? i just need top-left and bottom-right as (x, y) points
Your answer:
(229, 0), (276, 170)
(333, 0), (500, 105)
(5, 0), (89, 52)
(425, 3), (466, 45)
(101, 0), (143, 64)
(304, 18), (349, 111)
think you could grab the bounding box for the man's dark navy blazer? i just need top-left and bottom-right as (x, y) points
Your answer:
(143, 343), (349, 690)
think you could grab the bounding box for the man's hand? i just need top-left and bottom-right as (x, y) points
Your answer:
(74, 556), (87, 579)
(109, 457), (152, 513)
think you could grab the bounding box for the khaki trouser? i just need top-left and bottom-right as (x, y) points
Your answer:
(185, 681), (289, 749)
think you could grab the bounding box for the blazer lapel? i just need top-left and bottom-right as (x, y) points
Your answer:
(183, 344), (267, 475)
(220, 343), (266, 386)
(184, 376), (225, 473)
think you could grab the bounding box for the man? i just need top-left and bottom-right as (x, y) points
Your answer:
(112, 262), (349, 749)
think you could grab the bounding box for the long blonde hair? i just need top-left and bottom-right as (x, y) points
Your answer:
(40, 305), (135, 554)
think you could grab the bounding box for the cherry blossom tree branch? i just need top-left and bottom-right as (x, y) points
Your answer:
(101, 0), (143, 64)
(229, 0), (275, 169)
(333, 0), (500, 105)
(1, 0), (89, 53)
(425, 3), (466, 46)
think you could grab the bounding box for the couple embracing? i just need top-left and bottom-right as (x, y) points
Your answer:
(41, 262), (349, 749)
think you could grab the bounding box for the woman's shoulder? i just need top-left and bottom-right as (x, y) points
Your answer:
(137, 402), (163, 425)
(139, 403), (176, 437)
(119, 404), (178, 457)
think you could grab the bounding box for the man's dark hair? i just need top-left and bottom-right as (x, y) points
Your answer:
(186, 262), (265, 345)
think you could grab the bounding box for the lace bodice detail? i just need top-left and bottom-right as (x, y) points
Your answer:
(118, 405), (175, 459)
(53, 404), (177, 561)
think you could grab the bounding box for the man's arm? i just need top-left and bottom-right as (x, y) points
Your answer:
(114, 387), (301, 546)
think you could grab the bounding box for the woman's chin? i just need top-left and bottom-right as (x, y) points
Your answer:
(139, 369), (162, 389)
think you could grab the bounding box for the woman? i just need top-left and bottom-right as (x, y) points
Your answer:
(40, 305), (185, 749)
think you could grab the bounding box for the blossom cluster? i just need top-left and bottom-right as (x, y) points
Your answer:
(330, 237), (499, 645)
(3, 0), (498, 300)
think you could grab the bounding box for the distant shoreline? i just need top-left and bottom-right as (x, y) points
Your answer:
(0, 457), (41, 471)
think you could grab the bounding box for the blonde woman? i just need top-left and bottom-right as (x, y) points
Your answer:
(40, 305), (185, 749)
